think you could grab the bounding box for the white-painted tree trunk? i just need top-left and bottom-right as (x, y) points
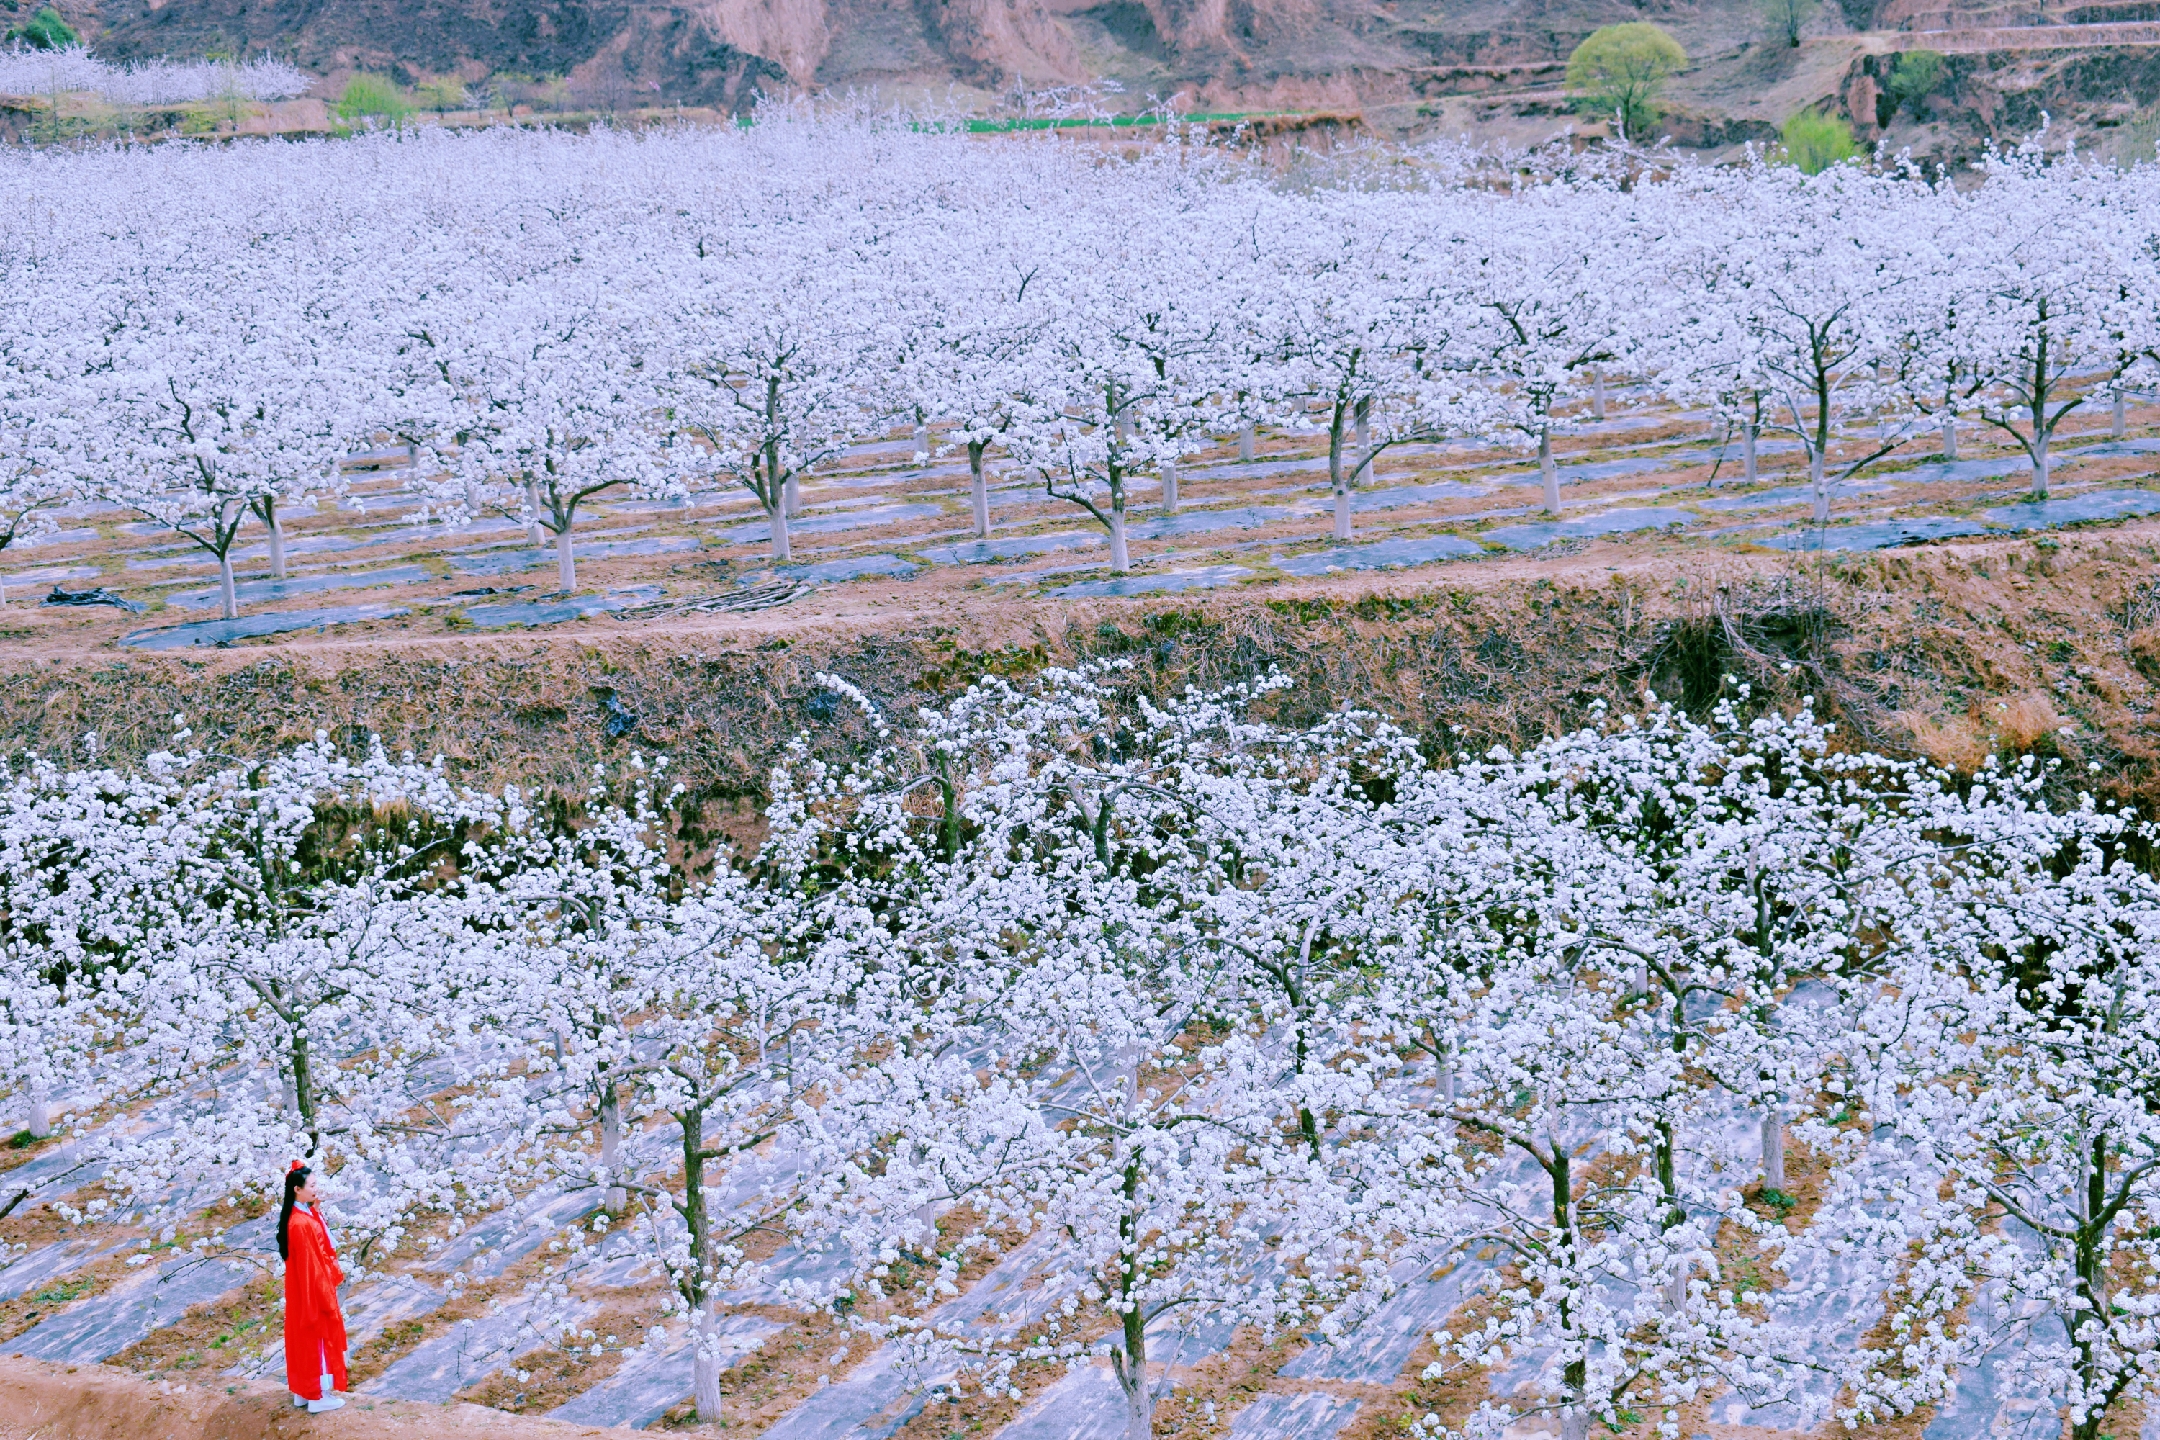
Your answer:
(524, 480), (545, 547)
(1238, 421), (1255, 461)
(1333, 482), (1353, 541)
(1810, 449), (1830, 523)
(692, 1302), (725, 1419)
(1761, 1110), (1785, 1191)
(912, 422), (929, 460)
(1941, 411), (1958, 461)
(2032, 429), (2050, 499)
(1742, 420), (1758, 484)
(1560, 1405), (1593, 1440)
(26, 1081), (49, 1140)
(1111, 1342), (1154, 1440)
(1539, 429), (1560, 514)
(969, 445), (991, 538)
(1592, 370), (1607, 422)
(2114, 390), (2128, 439)
(218, 551), (238, 620)
(1160, 461), (1178, 513)
(555, 525), (576, 592)
(769, 501), (792, 562)
(464, 477), (483, 514)
(600, 1088), (625, 1213)
(1108, 508), (1129, 572)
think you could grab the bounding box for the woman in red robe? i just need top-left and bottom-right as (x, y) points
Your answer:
(280, 1161), (348, 1414)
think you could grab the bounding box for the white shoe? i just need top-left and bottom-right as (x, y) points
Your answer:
(292, 1393), (309, 1408)
(306, 1395), (345, 1414)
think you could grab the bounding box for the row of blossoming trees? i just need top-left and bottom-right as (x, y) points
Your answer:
(4, 119), (2160, 610)
(0, 670), (2153, 1440)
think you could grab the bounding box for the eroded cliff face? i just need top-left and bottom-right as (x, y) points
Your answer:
(83, 0), (1599, 110)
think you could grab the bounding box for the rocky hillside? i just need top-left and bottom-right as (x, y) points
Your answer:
(17, 0), (2160, 158)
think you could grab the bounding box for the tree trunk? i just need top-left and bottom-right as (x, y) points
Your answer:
(290, 1033), (318, 1154)
(265, 499), (287, 580)
(26, 1081), (48, 1140)
(1941, 411), (1958, 461)
(2114, 390), (2128, 439)
(1761, 1109), (1785, 1191)
(1548, 1148), (1589, 1440)
(1329, 410), (1353, 542)
(1160, 461), (1178, 513)
(524, 480), (545, 547)
(1742, 420), (1758, 484)
(692, 1299), (725, 1420)
(1592, 370), (1607, 422)
(1108, 506), (1129, 573)
(599, 1087), (625, 1213)
(679, 1107), (719, 1418)
(969, 441), (991, 538)
(1114, 1346), (1153, 1440)
(1809, 449), (1830, 524)
(218, 550), (238, 621)
(554, 524), (576, 593)
(2032, 427), (2051, 499)
(1110, 1152), (1153, 1440)
(1351, 397), (1371, 487)
(912, 422), (929, 460)
(769, 499), (792, 563)
(464, 477), (483, 514)
(1238, 421), (1255, 462)
(1539, 428), (1560, 514)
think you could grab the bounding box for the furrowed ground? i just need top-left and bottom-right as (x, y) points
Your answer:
(3, 393), (2160, 1440)
(5, 390), (2157, 807)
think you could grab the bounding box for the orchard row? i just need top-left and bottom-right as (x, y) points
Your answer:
(0, 669), (2149, 1439)
(1, 120), (2157, 614)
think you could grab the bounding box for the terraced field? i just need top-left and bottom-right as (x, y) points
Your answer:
(11, 394), (2160, 660)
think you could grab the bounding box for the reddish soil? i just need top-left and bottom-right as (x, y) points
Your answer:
(0, 1353), (633, 1440)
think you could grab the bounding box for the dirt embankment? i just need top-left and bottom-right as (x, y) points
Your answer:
(7, 520), (2159, 817)
(0, 1352), (630, 1440)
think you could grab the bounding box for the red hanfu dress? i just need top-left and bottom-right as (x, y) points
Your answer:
(283, 1204), (348, 1401)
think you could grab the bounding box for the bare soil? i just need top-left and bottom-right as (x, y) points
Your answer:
(0, 1353), (634, 1439)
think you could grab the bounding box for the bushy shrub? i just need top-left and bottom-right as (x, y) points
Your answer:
(1781, 109), (1858, 173)
(8, 7), (78, 51)
(336, 71), (408, 127)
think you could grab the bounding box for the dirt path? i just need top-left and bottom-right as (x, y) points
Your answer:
(0, 1355), (633, 1440)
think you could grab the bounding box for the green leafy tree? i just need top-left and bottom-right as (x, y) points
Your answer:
(416, 77), (467, 113)
(8, 6), (79, 50)
(1565, 23), (1686, 141)
(1780, 110), (1858, 173)
(1763, 0), (1818, 48)
(337, 73), (410, 129)
(1886, 49), (1944, 118)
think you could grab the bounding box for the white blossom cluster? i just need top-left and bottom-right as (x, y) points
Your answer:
(0, 46), (311, 105)
(1, 121), (2158, 616)
(0, 669), (2151, 1440)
